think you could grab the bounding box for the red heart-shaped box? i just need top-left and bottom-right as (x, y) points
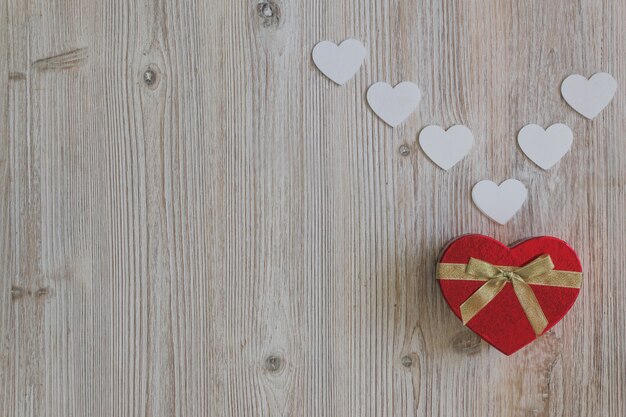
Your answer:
(438, 235), (583, 355)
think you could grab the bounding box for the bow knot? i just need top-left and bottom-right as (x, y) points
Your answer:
(500, 270), (520, 281)
(461, 255), (555, 336)
(437, 254), (583, 339)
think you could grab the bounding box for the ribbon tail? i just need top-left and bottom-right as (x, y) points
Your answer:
(512, 280), (549, 336)
(460, 279), (507, 324)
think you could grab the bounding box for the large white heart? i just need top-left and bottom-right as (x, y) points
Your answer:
(561, 73), (617, 119)
(419, 125), (473, 170)
(518, 124), (573, 170)
(312, 39), (366, 85)
(472, 179), (527, 225)
(367, 82), (421, 127)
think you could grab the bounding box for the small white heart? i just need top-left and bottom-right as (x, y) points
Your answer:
(472, 179), (527, 225)
(312, 39), (366, 85)
(419, 125), (474, 170)
(518, 124), (573, 170)
(367, 82), (421, 127)
(561, 72), (617, 119)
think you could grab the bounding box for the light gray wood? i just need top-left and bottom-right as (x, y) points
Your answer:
(2, 0), (625, 416)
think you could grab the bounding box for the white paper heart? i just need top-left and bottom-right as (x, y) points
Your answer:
(419, 125), (473, 170)
(366, 82), (421, 127)
(518, 124), (573, 170)
(561, 73), (617, 119)
(472, 179), (527, 225)
(312, 39), (366, 85)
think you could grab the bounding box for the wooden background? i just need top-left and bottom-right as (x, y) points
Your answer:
(1, 0), (625, 416)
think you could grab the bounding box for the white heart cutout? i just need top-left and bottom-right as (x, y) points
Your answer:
(561, 73), (617, 119)
(472, 179), (527, 225)
(312, 39), (366, 85)
(367, 82), (421, 127)
(419, 125), (474, 170)
(518, 123), (573, 170)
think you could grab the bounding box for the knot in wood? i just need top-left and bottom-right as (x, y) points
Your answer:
(141, 64), (162, 90)
(401, 355), (413, 368)
(265, 355), (282, 372)
(399, 144), (410, 156)
(143, 69), (156, 86)
(257, 2), (280, 27)
(452, 330), (483, 355)
(11, 286), (28, 300)
(35, 287), (51, 297)
(261, 3), (274, 17)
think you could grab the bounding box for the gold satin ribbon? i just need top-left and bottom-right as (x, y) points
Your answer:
(437, 255), (582, 336)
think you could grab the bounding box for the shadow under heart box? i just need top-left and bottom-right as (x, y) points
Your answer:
(436, 234), (583, 355)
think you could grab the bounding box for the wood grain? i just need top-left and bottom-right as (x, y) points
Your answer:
(1, 0), (625, 416)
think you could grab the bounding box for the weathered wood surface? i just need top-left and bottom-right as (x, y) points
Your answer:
(1, 0), (625, 416)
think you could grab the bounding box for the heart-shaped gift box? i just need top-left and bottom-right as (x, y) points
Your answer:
(437, 235), (583, 355)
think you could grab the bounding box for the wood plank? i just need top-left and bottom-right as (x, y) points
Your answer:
(1, 0), (624, 416)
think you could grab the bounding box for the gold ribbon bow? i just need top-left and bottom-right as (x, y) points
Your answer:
(437, 255), (582, 336)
